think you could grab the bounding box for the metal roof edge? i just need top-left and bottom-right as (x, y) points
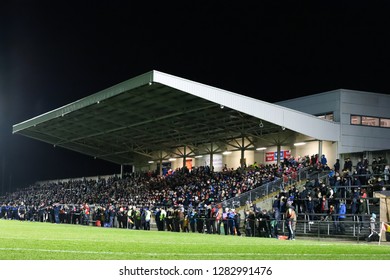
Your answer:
(13, 71), (154, 134)
(153, 70), (340, 141)
(13, 69), (341, 142)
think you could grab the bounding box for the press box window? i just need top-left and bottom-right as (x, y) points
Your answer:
(362, 116), (379, 126)
(317, 113), (334, 121)
(350, 115), (361, 125)
(380, 118), (390, 128)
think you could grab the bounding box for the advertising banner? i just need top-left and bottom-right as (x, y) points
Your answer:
(265, 150), (291, 162)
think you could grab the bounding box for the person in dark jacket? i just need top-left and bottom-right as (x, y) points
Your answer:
(333, 159), (340, 173)
(358, 198), (367, 229)
(246, 210), (256, 237)
(234, 212), (242, 236)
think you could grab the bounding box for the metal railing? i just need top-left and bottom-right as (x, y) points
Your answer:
(218, 178), (283, 209)
(293, 213), (382, 240)
(216, 168), (333, 211)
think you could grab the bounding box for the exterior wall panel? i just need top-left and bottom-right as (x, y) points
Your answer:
(339, 90), (390, 154)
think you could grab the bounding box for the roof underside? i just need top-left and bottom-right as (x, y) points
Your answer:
(13, 70), (339, 166)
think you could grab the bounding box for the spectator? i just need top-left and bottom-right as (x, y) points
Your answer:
(368, 213), (377, 240)
(306, 196), (315, 225)
(384, 165), (389, 185)
(320, 154), (327, 166)
(144, 207), (151, 230)
(285, 205), (297, 240)
(343, 158), (353, 172)
(338, 200), (346, 234)
(334, 159), (340, 173)
(246, 210), (256, 237)
(372, 158), (379, 174)
(234, 212), (242, 236)
(320, 195), (329, 220)
(358, 198), (367, 230)
(227, 208), (236, 235)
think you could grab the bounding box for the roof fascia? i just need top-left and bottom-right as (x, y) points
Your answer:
(153, 70), (340, 142)
(13, 71), (153, 134)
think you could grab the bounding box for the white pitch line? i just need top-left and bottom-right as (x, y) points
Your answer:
(0, 247), (389, 257)
(0, 236), (372, 247)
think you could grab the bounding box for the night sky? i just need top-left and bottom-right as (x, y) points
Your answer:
(1, 1), (390, 192)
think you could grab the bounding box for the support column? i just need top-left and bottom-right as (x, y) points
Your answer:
(240, 136), (245, 169)
(159, 151), (163, 176)
(210, 142), (214, 172)
(277, 144), (281, 167)
(183, 145), (187, 168)
(318, 140), (323, 158)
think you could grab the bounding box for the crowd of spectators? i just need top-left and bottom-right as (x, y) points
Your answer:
(0, 164), (279, 226)
(1, 154), (387, 239)
(271, 154), (389, 236)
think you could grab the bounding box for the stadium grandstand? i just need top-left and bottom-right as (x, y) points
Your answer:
(2, 70), (390, 241)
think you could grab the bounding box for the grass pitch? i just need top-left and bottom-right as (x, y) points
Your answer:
(0, 219), (389, 260)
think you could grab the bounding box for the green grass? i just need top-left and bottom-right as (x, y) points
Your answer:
(0, 219), (389, 260)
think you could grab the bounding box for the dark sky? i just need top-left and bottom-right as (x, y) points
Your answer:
(1, 1), (390, 192)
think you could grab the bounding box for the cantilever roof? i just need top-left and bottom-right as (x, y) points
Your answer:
(13, 70), (340, 165)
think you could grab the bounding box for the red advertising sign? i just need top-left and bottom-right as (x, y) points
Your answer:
(265, 150), (291, 162)
(266, 152), (275, 162)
